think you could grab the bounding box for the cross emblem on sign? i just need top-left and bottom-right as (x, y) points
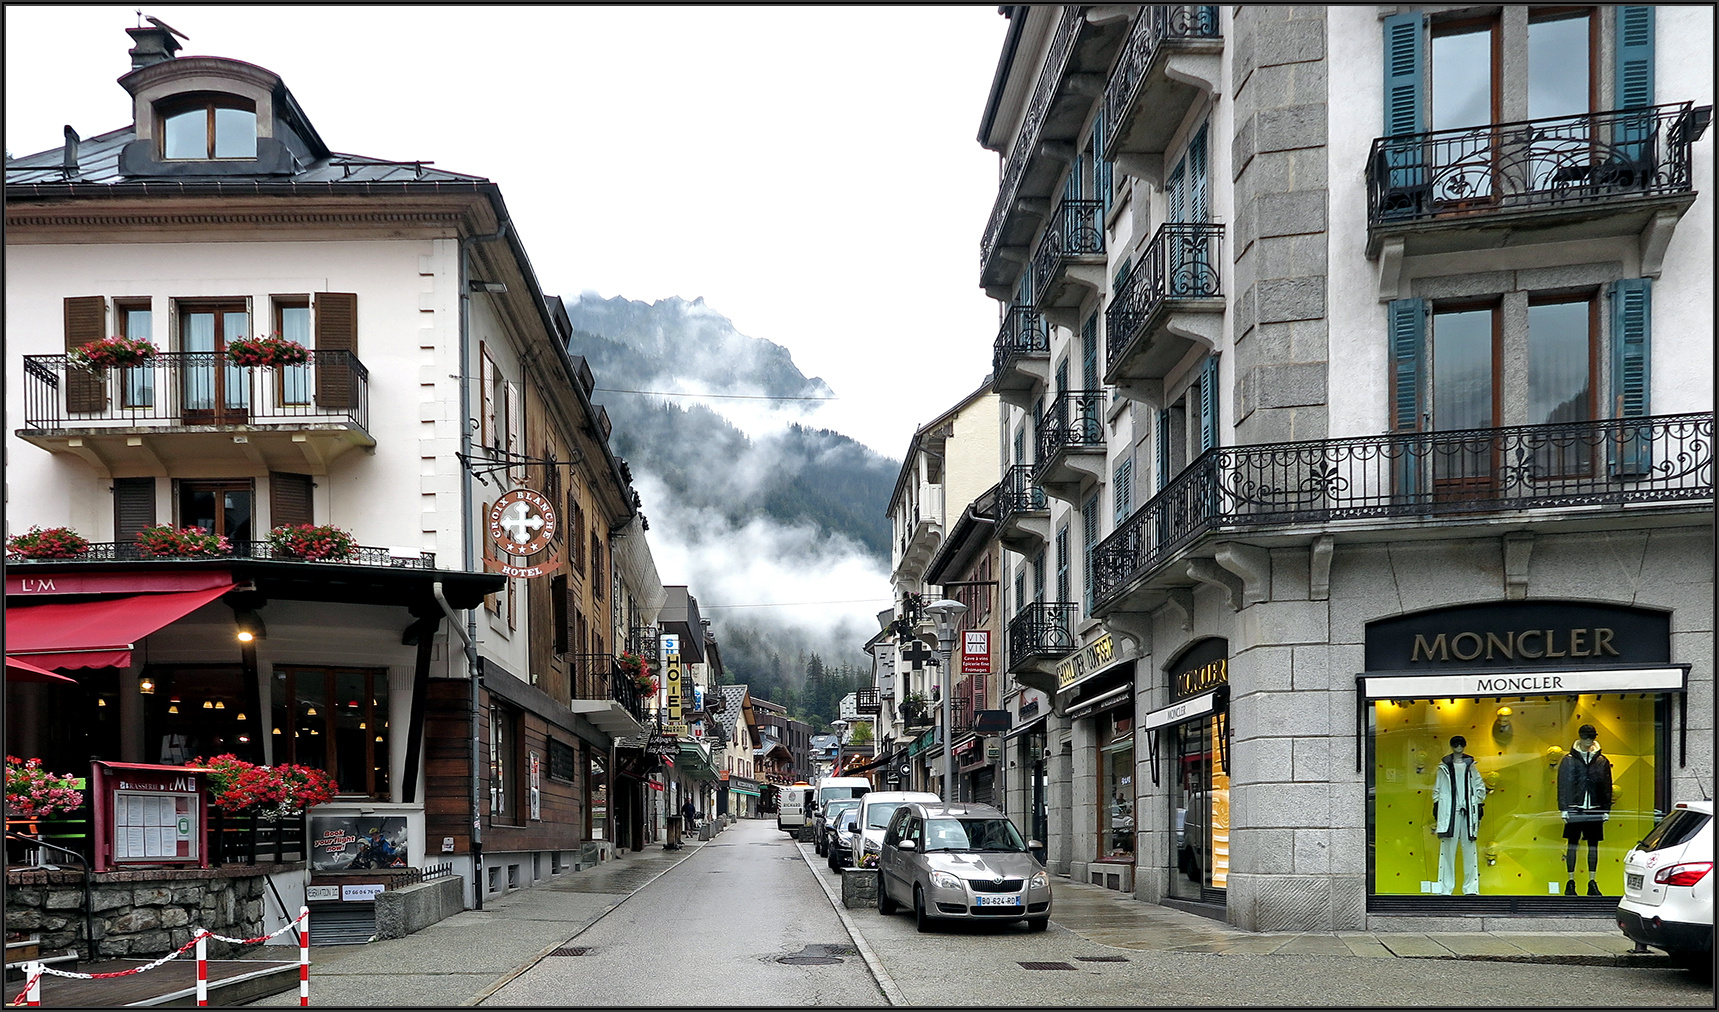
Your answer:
(900, 641), (935, 671)
(498, 500), (544, 545)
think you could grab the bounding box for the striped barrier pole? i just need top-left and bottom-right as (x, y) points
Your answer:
(298, 905), (310, 1006)
(195, 931), (208, 1006)
(22, 962), (40, 1007)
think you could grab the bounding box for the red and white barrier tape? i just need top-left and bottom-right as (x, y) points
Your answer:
(8, 908), (312, 1006)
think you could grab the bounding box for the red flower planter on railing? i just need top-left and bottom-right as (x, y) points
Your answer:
(67, 335), (157, 372)
(225, 334), (310, 368)
(6, 526), (91, 560)
(134, 525), (231, 558)
(267, 523), (358, 562)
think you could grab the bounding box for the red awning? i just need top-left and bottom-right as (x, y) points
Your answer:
(5, 655), (79, 685)
(4, 584), (238, 670)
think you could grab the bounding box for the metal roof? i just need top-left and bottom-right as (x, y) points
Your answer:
(5, 124), (488, 188)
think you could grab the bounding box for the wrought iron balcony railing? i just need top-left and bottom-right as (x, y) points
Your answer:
(1030, 199), (1106, 305)
(1102, 5), (1222, 142)
(998, 464), (1049, 527)
(1008, 602), (1080, 668)
(627, 626), (661, 662)
(5, 540), (437, 569)
(855, 687), (881, 714)
(981, 6), (1085, 273)
(1105, 221), (1224, 372)
(992, 305), (1051, 378)
(1035, 390), (1107, 471)
(568, 652), (649, 725)
(1094, 413), (1714, 608)
(1367, 103), (1709, 227)
(21, 351), (370, 433)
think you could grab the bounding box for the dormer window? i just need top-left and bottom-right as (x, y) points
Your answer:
(160, 93), (256, 160)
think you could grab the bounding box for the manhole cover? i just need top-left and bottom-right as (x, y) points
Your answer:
(1075, 955), (1129, 963)
(773, 943), (855, 965)
(1018, 961), (1076, 971)
(778, 955), (843, 965)
(550, 947), (591, 957)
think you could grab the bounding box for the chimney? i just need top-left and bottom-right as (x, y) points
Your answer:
(61, 126), (80, 176)
(127, 19), (186, 70)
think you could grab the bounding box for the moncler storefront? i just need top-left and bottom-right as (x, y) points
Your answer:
(1360, 601), (1686, 915)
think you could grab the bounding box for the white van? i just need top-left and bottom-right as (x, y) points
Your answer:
(842, 790), (941, 868)
(777, 783), (815, 833)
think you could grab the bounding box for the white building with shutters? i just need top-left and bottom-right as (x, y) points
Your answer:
(4, 21), (661, 939)
(977, 4), (1711, 932)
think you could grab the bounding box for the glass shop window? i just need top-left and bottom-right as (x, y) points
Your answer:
(1370, 693), (1660, 897)
(1098, 711), (1135, 860)
(271, 667), (390, 798)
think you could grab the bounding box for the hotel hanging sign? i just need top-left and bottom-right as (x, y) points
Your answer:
(486, 487), (562, 579)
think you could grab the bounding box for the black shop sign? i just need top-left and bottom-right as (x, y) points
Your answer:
(1365, 601), (1669, 671)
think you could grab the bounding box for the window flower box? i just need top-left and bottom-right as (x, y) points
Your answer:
(67, 335), (157, 372)
(225, 334), (310, 368)
(5, 526), (90, 560)
(195, 754), (337, 822)
(134, 524), (231, 558)
(267, 523), (357, 562)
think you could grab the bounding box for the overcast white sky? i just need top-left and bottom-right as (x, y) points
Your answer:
(3, 4), (1009, 459)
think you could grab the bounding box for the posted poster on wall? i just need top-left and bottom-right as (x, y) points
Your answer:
(310, 814), (409, 872)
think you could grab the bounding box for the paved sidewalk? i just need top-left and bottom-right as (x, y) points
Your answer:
(249, 832), (714, 1007)
(976, 871), (1662, 967)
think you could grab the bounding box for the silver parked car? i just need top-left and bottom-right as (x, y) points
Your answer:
(875, 801), (1051, 932)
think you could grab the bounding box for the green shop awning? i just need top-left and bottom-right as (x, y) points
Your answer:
(727, 783), (761, 797)
(678, 741), (719, 780)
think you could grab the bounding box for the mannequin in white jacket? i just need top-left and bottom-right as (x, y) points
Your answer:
(1432, 735), (1487, 895)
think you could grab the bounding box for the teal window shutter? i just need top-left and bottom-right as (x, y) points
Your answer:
(1616, 7), (1655, 109)
(1064, 153), (1085, 203)
(1199, 355), (1220, 453)
(1166, 155), (1187, 224)
(1081, 494), (1099, 617)
(1113, 257), (1132, 292)
(1113, 458), (1133, 524)
(1189, 124), (1210, 224)
(1082, 314), (1099, 390)
(1615, 7), (1656, 165)
(1382, 13), (1426, 136)
(1608, 278), (1653, 476)
(1388, 298), (1427, 432)
(1155, 408), (1171, 492)
(1055, 525), (1070, 604)
(1388, 298), (1428, 501)
(1094, 115), (1113, 218)
(1381, 12), (1427, 215)
(1032, 549), (1045, 603)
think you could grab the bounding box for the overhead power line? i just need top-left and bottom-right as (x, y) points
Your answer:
(591, 387), (836, 401)
(701, 598), (891, 609)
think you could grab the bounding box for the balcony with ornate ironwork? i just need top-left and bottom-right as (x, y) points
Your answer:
(854, 686), (881, 715)
(1034, 390), (1107, 502)
(1008, 601), (1079, 696)
(1030, 198), (1107, 312)
(17, 351), (374, 472)
(1102, 6), (1223, 178)
(997, 463), (1051, 554)
(980, 6), (1133, 300)
(991, 305), (1052, 408)
(1365, 102), (1711, 269)
(567, 652), (649, 738)
(1104, 221), (1225, 404)
(1092, 414), (1714, 616)
(627, 626), (661, 663)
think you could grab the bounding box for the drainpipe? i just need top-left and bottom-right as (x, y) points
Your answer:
(456, 219), (508, 909)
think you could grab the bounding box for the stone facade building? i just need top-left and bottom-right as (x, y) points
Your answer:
(977, 4), (1712, 931)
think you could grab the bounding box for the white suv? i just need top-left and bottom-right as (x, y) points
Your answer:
(1618, 800), (1713, 979)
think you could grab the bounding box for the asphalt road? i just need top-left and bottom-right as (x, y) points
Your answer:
(480, 819), (885, 1006)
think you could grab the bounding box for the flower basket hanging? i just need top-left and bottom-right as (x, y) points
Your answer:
(6, 526), (90, 560)
(268, 523), (358, 562)
(68, 335), (157, 373)
(226, 334), (310, 368)
(5, 757), (85, 819)
(134, 524), (231, 558)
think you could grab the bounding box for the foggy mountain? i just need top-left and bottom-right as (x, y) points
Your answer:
(562, 293), (898, 727)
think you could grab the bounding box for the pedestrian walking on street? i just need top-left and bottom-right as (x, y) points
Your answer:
(682, 797), (699, 832)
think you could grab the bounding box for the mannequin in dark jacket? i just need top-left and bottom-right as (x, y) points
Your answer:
(1556, 724), (1614, 896)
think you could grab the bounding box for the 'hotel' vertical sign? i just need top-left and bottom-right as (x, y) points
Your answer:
(665, 641), (683, 724)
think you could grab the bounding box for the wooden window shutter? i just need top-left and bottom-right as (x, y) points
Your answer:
(1615, 7), (1655, 110)
(270, 471), (315, 529)
(1609, 279), (1653, 477)
(65, 296), (109, 413)
(113, 477), (157, 547)
(506, 381), (522, 481)
(1199, 354), (1220, 453)
(314, 292), (357, 409)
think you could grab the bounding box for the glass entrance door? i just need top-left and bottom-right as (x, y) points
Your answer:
(1169, 714), (1230, 901)
(181, 305), (251, 424)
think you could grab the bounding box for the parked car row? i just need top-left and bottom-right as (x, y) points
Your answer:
(864, 800), (1052, 933)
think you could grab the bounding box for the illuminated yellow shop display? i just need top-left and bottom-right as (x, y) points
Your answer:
(1371, 694), (1656, 896)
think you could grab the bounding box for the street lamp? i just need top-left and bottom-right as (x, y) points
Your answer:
(922, 597), (968, 803)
